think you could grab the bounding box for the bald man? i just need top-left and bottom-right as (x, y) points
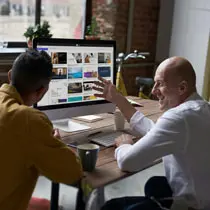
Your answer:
(94, 57), (210, 210)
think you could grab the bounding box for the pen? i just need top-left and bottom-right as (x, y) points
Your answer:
(67, 143), (77, 148)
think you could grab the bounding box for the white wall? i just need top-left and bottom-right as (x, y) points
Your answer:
(156, 0), (174, 63)
(169, 0), (210, 95)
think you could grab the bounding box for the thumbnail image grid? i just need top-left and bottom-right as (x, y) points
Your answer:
(98, 53), (111, 64)
(83, 66), (98, 79)
(84, 53), (97, 64)
(51, 52), (67, 64)
(68, 53), (83, 64)
(98, 66), (111, 78)
(48, 50), (113, 104)
(68, 96), (83, 102)
(52, 67), (67, 79)
(68, 82), (83, 94)
(83, 81), (95, 92)
(83, 95), (97, 101)
(68, 67), (83, 79)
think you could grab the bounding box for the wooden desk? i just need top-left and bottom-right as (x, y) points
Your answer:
(51, 98), (162, 210)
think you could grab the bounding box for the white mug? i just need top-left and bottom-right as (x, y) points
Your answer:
(114, 110), (125, 131)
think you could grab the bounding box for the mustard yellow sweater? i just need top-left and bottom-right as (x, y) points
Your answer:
(0, 84), (83, 210)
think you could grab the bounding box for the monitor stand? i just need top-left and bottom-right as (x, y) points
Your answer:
(52, 118), (91, 132)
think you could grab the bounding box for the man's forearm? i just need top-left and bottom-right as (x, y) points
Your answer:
(115, 94), (137, 122)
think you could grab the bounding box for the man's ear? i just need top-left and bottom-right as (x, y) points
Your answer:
(28, 86), (47, 106)
(8, 69), (12, 83)
(179, 80), (188, 95)
(36, 86), (48, 98)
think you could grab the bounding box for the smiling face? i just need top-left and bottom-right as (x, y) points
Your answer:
(152, 67), (181, 111)
(151, 57), (197, 112)
(152, 57), (194, 111)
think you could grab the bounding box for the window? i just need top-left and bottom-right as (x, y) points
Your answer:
(41, 0), (86, 39)
(0, 0), (35, 41)
(0, 0), (87, 42)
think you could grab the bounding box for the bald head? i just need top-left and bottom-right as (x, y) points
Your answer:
(152, 57), (197, 111)
(157, 56), (196, 90)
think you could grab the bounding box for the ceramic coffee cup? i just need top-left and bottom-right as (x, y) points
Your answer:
(77, 143), (100, 172)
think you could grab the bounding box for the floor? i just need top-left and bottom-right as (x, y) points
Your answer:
(32, 162), (165, 210)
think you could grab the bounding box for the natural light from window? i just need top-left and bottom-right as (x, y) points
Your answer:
(0, 0), (35, 41)
(0, 0), (86, 42)
(41, 0), (86, 39)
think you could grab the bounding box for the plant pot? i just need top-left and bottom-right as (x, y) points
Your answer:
(85, 35), (100, 40)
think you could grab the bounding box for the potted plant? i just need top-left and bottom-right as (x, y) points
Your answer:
(23, 20), (53, 48)
(85, 17), (100, 40)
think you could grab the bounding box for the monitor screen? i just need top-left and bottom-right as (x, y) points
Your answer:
(33, 38), (116, 111)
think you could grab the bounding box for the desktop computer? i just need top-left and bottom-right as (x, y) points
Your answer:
(33, 38), (116, 132)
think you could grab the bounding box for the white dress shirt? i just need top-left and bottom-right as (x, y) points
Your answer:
(115, 93), (210, 209)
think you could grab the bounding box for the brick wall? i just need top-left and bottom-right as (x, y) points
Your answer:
(92, 0), (160, 95)
(131, 0), (160, 61)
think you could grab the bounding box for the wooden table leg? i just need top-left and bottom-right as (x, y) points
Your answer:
(76, 187), (85, 210)
(50, 182), (59, 210)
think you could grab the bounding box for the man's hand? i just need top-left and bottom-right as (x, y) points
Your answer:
(93, 76), (137, 122)
(53, 128), (61, 139)
(93, 76), (121, 104)
(115, 134), (134, 147)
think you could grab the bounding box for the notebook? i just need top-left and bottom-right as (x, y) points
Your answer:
(72, 115), (103, 123)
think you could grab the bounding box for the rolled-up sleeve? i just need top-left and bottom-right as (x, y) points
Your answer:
(115, 111), (186, 172)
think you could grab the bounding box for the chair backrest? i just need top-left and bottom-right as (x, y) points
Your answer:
(135, 77), (154, 87)
(135, 77), (154, 98)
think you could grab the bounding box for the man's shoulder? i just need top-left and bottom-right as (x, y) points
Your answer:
(17, 106), (52, 126)
(165, 99), (209, 118)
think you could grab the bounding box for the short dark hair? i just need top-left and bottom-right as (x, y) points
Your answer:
(11, 49), (52, 95)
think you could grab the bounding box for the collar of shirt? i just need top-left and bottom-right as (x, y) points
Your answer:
(0, 83), (24, 105)
(185, 92), (203, 102)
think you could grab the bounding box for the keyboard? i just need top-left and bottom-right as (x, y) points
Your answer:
(89, 131), (128, 147)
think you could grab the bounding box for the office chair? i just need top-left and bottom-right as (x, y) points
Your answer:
(135, 77), (154, 99)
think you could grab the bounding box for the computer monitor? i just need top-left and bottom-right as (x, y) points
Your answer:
(33, 38), (116, 132)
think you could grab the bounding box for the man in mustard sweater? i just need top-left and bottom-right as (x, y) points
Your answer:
(0, 49), (83, 210)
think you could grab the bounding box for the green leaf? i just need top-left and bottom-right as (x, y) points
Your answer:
(85, 16), (98, 36)
(23, 20), (53, 40)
